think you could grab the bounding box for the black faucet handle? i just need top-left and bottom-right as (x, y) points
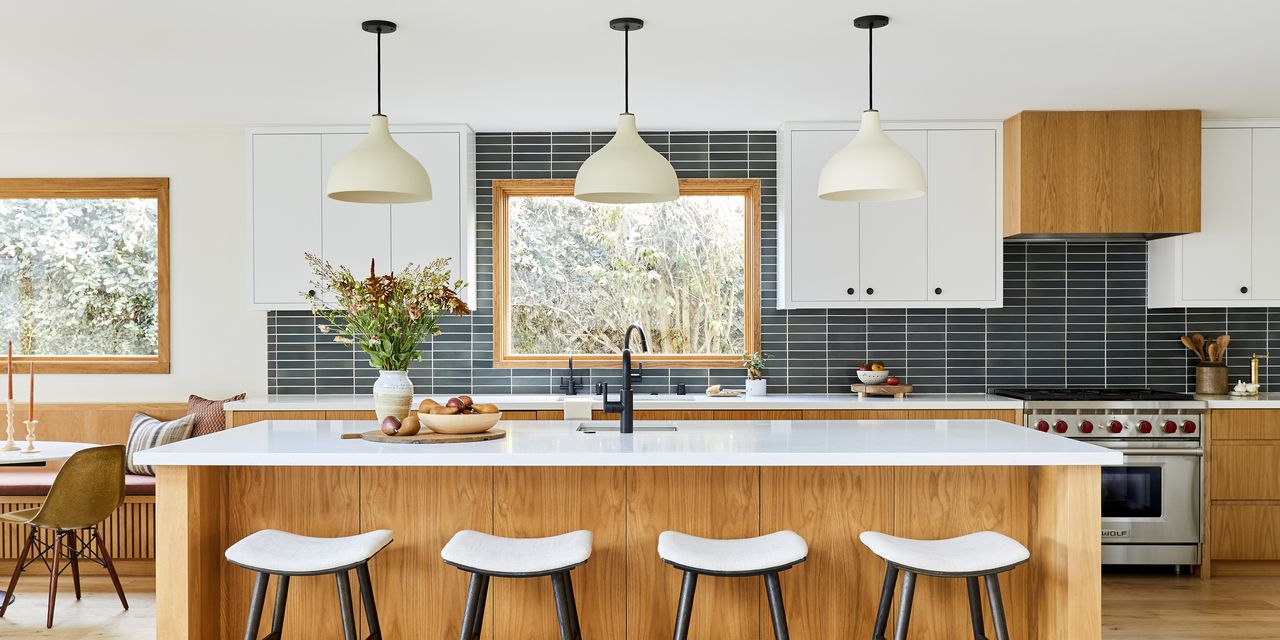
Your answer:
(601, 382), (624, 413)
(629, 362), (644, 384)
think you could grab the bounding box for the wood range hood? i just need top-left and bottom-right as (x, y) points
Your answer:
(1003, 110), (1202, 239)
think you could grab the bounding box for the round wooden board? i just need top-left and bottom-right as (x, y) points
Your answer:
(358, 429), (506, 444)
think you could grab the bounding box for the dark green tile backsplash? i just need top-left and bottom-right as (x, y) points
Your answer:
(267, 130), (1279, 395)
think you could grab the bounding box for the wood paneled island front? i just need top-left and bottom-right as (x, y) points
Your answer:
(136, 419), (1118, 640)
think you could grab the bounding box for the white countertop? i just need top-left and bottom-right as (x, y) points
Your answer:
(226, 393), (1024, 412)
(134, 419), (1119, 467)
(1199, 392), (1280, 409)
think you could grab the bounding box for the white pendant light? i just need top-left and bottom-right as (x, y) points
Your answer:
(818, 15), (925, 203)
(327, 20), (432, 204)
(575, 17), (678, 204)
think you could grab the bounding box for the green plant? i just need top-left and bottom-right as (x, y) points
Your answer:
(305, 254), (470, 371)
(743, 351), (772, 380)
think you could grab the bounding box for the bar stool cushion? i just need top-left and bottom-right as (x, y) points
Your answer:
(658, 530), (808, 574)
(441, 529), (593, 576)
(225, 529), (393, 574)
(859, 530), (1029, 575)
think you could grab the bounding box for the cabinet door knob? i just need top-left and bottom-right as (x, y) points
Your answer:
(1241, 286), (1249, 294)
(934, 287), (943, 295)
(846, 287), (856, 296)
(865, 287), (874, 296)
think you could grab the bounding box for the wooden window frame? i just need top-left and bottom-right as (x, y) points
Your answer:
(492, 178), (760, 368)
(0, 178), (170, 374)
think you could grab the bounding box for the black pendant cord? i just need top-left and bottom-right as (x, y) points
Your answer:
(375, 30), (384, 116)
(867, 25), (874, 112)
(623, 28), (631, 115)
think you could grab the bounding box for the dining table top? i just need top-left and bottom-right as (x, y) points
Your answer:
(0, 441), (97, 466)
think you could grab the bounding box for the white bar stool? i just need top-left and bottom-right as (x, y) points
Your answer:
(859, 530), (1030, 640)
(441, 529), (593, 640)
(657, 530), (808, 640)
(225, 528), (393, 640)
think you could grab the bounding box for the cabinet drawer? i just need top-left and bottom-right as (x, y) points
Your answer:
(1210, 410), (1280, 440)
(1211, 504), (1280, 560)
(1211, 442), (1280, 500)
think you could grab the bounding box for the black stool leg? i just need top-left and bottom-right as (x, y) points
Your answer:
(335, 570), (357, 640)
(469, 574), (489, 640)
(966, 576), (987, 640)
(264, 574), (289, 639)
(763, 571), (790, 640)
(551, 572), (577, 640)
(562, 571), (582, 639)
(892, 571), (917, 640)
(244, 572), (270, 640)
(356, 563), (383, 640)
(459, 572), (485, 640)
(984, 574), (1010, 640)
(871, 564), (899, 640)
(673, 571), (698, 640)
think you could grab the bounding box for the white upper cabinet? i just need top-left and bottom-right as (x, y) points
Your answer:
(248, 125), (475, 310)
(778, 122), (1003, 309)
(251, 134), (322, 307)
(1148, 123), (1280, 308)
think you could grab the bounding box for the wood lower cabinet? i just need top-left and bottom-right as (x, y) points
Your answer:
(1208, 409), (1280, 575)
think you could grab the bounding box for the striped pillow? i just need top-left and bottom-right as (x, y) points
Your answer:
(125, 412), (195, 476)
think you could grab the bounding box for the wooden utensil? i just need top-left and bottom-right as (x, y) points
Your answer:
(1181, 335), (1204, 361)
(1217, 335), (1230, 361)
(1208, 343), (1220, 363)
(1191, 334), (1207, 361)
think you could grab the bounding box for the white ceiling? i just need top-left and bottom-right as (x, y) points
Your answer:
(5, 0), (1279, 132)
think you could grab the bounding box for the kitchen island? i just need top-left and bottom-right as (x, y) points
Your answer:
(138, 418), (1117, 640)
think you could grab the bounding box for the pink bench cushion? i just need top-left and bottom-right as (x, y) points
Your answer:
(0, 470), (155, 497)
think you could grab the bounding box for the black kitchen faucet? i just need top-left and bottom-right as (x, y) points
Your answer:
(602, 323), (648, 433)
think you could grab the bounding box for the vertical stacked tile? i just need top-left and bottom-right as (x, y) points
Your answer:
(905, 309), (946, 392)
(1065, 242), (1106, 386)
(1185, 308), (1228, 390)
(945, 308), (987, 393)
(1025, 242), (1067, 386)
(1146, 306), (1189, 392)
(826, 309), (866, 393)
(1226, 307), (1268, 382)
(866, 309), (907, 381)
(786, 310), (828, 393)
(1105, 241), (1148, 386)
(986, 242), (1027, 389)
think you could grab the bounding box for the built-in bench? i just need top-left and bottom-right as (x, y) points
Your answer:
(0, 402), (186, 576)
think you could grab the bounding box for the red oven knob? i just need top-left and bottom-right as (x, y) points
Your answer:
(1182, 420), (1198, 434)
(1054, 420), (1069, 433)
(1162, 420), (1178, 434)
(1079, 420), (1095, 434)
(1035, 420), (1050, 432)
(1108, 420), (1124, 434)
(1137, 420), (1153, 434)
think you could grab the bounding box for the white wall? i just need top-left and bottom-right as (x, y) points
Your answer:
(0, 132), (265, 402)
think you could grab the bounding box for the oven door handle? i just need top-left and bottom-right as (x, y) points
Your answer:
(1118, 449), (1203, 457)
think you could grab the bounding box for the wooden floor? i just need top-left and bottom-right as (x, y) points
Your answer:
(0, 572), (1277, 638)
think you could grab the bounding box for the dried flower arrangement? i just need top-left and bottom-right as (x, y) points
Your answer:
(305, 254), (470, 371)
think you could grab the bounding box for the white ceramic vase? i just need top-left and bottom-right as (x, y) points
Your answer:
(745, 378), (767, 397)
(373, 370), (414, 420)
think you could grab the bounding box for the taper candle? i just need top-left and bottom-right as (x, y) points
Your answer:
(28, 363), (34, 422)
(6, 340), (12, 401)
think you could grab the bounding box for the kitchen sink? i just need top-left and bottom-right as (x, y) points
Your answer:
(576, 422), (678, 433)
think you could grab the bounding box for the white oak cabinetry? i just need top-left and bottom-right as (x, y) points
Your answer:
(778, 122), (1002, 309)
(1149, 122), (1280, 308)
(248, 124), (475, 310)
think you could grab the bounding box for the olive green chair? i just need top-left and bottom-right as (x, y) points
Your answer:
(0, 444), (130, 628)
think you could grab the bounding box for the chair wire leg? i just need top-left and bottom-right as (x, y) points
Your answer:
(335, 570), (358, 640)
(966, 576), (987, 640)
(0, 526), (34, 617)
(458, 572), (484, 640)
(356, 563), (383, 640)
(265, 574), (289, 639)
(46, 531), (62, 628)
(984, 574), (1010, 640)
(244, 572), (270, 640)
(673, 571), (698, 640)
(871, 564), (899, 640)
(67, 530), (81, 601)
(763, 571), (790, 640)
(892, 571), (917, 640)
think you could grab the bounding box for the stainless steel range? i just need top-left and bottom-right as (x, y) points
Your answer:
(991, 388), (1206, 567)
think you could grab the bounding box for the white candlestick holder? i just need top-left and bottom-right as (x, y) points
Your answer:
(2, 400), (18, 452)
(22, 419), (39, 454)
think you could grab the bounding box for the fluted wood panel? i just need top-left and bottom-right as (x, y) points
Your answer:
(0, 496), (154, 561)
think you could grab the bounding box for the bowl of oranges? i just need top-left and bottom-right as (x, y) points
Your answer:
(856, 362), (890, 385)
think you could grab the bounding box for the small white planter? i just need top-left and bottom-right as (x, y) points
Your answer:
(745, 378), (768, 396)
(373, 369), (414, 420)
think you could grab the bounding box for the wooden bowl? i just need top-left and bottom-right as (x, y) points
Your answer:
(418, 411), (502, 435)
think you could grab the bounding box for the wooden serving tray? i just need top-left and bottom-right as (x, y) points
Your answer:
(851, 383), (913, 399)
(357, 429), (505, 444)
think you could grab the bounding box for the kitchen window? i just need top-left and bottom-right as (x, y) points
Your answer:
(492, 178), (760, 368)
(0, 178), (170, 374)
